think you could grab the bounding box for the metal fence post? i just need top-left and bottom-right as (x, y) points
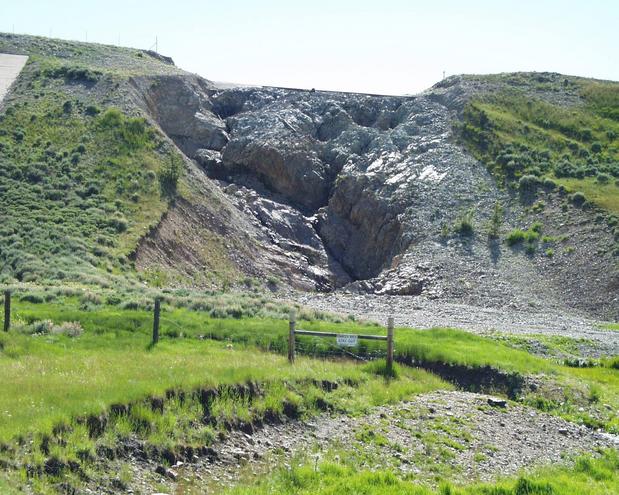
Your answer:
(152, 298), (161, 345)
(386, 317), (394, 373)
(3, 290), (10, 332)
(288, 309), (296, 363)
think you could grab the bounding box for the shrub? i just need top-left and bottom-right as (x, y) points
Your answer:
(120, 117), (150, 149)
(159, 156), (182, 196)
(591, 141), (603, 153)
(106, 294), (122, 306)
(28, 320), (55, 335)
(580, 128), (593, 141)
(454, 209), (475, 236)
(98, 108), (123, 129)
(596, 172), (611, 184)
(51, 321), (83, 338)
(530, 222), (543, 234)
(84, 105), (100, 116)
(555, 161), (576, 178)
(570, 191), (586, 206)
(507, 225), (541, 247)
(506, 229), (526, 245)
(44, 64), (102, 83)
(542, 177), (557, 190)
(107, 214), (128, 233)
(488, 202), (503, 238)
(518, 174), (539, 193)
(20, 293), (45, 304)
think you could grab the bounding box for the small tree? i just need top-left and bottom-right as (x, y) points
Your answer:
(488, 202), (503, 239)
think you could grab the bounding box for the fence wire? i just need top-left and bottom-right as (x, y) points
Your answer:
(296, 338), (387, 362)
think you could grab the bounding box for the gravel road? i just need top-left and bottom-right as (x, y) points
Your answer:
(0, 53), (28, 104)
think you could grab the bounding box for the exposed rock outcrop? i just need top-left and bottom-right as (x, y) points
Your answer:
(131, 75), (228, 155)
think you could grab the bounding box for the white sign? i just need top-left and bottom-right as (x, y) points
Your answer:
(336, 334), (358, 347)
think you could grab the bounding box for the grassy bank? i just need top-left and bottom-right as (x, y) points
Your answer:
(3, 296), (619, 434)
(458, 74), (619, 233)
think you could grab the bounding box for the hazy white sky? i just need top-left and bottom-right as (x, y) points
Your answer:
(2, 0), (618, 94)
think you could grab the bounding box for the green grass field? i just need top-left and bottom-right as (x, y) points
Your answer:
(0, 293), (618, 493)
(7, 296), (552, 373)
(2, 296), (618, 436)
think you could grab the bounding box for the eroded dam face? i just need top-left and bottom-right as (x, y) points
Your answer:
(131, 74), (618, 320)
(132, 75), (496, 293)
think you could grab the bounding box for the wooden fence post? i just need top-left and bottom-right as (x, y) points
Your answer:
(152, 298), (161, 345)
(288, 309), (296, 363)
(3, 290), (10, 332)
(386, 317), (394, 373)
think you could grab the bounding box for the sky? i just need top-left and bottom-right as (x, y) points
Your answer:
(2, 0), (618, 95)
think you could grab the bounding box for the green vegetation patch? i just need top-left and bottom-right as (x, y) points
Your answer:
(458, 76), (619, 216)
(0, 90), (174, 284)
(598, 322), (619, 332)
(225, 449), (619, 494)
(0, 33), (194, 288)
(0, 293), (618, 492)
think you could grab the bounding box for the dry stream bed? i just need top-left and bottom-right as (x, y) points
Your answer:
(113, 391), (618, 494)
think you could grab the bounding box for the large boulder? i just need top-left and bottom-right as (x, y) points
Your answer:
(132, 75), (229, 155)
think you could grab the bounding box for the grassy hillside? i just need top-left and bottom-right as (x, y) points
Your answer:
(0, 33), (189, 286)
(1, 36), (617, 495)
(458, 74), (619, 218)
